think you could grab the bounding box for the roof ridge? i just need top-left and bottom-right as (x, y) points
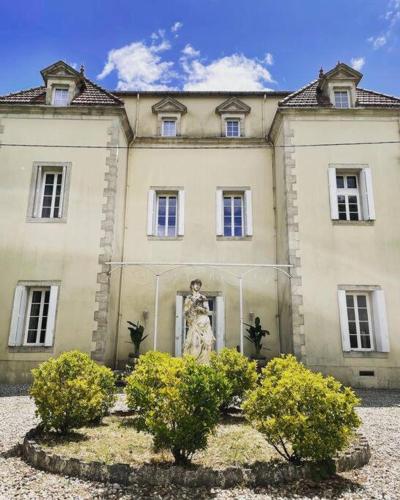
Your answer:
(357, 87), (400, 101)
(279, 79), (318, 104)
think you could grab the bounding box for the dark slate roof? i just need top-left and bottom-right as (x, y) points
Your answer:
(279, 81), (400, 108)
(0, 78), (123, 106)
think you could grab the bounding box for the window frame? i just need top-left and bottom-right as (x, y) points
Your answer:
(52, 87), (70, 107)
(345, 292), (374, 352)
(23, 287), (51, 346)
(223, 192), (245, 237)
(27, 162), (71, 223)
(216, 188), (253, 238)
(336, 173), (361, 221)
(334, 89), (351, 109)
(155, 191), (178, 237)
(225, 118), (241, 138)
(161, 118), (177, 137)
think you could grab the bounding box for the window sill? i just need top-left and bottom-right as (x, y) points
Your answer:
(8, 346), (54, 353)
(217, 236), (252, 241)
(147, 236), (183, 241)
(332, 220), (374, 226)
(343, 351), (388, 358)
(26, 217), (67, 224)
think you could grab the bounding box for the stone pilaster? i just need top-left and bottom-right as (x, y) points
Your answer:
(283, 121), (306, 362)
(91, 121), (119, 362)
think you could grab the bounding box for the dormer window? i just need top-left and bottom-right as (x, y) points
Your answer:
(225, 119), (240, 137)
(334, 90), (350, 109)
(52, 88), (69, 106)
(161, 118), (177, 137)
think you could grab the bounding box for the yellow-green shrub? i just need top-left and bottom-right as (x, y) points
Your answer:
(210, 348), (258, 409)
(30, 351), (116, 434)
(125, 352), (229, 465)
(243, 355), (361, 462)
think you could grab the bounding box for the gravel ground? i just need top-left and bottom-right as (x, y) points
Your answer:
(0, 387), (399, 499)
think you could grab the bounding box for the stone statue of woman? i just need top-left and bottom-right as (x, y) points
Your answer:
(183, 279), (215, 364)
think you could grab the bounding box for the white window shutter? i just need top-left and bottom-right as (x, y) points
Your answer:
(215, 296), (225, 351)
(45, 286), (59, 347)
(8, 285), (28, 346)
(360, 168), (376, 220)
(147, 190), (156, 236)
(337, 290), (351, 352)
(372, 290), (389, 352)
(244, 190), (253, 236)
(33, 166), (42, 217)
(178, 190), (185, 236)
(328, 167), (339, 220)
(216, 190), (223, 235)
(175, 295), (183, 356)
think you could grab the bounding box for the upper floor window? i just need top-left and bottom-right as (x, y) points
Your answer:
(40, 170), (64, 218)
(52, 88), (69, 106)
(216, 189), (253, 237)
(328, 166), (376, 222)
(334, 90), (350, 108)
(225, 119), (240, 138)
(8, 282), (59, 348)
(161, 119), (177, 137)
(345, 293), (373, 350)
(147, 189), (185, 237)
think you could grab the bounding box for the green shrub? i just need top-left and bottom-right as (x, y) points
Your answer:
(210, 348), (258, 409)
(30, 351), (117, 434)
(125, 351), (229, 465)
(242, 355), (361, 463)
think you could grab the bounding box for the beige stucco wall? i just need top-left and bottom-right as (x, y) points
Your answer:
(116, 144), (280, 364)
(281, 111), (400, 388)
(0, 111), (127, 383)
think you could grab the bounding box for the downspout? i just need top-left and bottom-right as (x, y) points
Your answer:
(113, 93), (140, 369)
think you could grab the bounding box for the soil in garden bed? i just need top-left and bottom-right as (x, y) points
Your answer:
(37, 414), (280, 469)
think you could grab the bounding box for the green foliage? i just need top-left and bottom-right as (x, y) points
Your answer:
(125, 351), (229, 465)
(210, 348), (258, 409)
(243, 317), (269, 357)
(243, 355), (361, 462)
(30, 351), (117, 434)
(127, 321), (148, 356)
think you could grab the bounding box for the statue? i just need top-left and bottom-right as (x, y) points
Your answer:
(183, 279), (215, 364)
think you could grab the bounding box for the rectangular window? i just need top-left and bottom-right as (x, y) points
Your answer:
(346, 293), (373, 350)
(223, 194), (244, 236)
(336, 174), (360, 221)
(40, 171), (64, 218)
(8, 283), (59, 348)
(334, 90), (350, 108)
(162, 119), (177, 137)
(24, 288), (50, 345)
(157, 193), (177, 237)
(225, 119), (240, 137)
(53, 88), (69, 106)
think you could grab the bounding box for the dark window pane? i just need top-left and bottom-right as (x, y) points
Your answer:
(46, 174), (55, 184)
(44, 185), (53, 196)
(339, 212), (347, 220)
(32, 291), (42, 303)
(27, 331), (37, 343)
(336, 176), (344, 188)
(337, 195), (345, 203)
(40, 330), (46, 343)
(346, 295), (354, 307)
(30, 304), (41, 316)
(359, 322), (369, 335)
(44, 291), (50, 303)
(346, 176), (357, 188)
(348, 322), (357, 335)
(29, 316), (39, 330)
(347, 308), (355, 320)
(224, 226), (231, 236)
(350, 335), (358, 348)
(361, 336), (371, 349)
(358, 309), (368, 321)
(349, 212), (359, 221)
(357, 295), (367, 307)
(348, 196), (357, 204)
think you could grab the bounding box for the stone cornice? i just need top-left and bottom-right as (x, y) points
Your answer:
(132, 136), (271, 147)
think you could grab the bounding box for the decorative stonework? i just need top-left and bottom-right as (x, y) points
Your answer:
(20, 426), (371, 488)
(91, 121), (120, 363)
(283, 120), (306, 362)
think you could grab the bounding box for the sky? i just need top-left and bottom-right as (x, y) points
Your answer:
(0, 0), (399, 96)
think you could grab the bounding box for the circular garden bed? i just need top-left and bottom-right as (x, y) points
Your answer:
(21, 412), (371, 488)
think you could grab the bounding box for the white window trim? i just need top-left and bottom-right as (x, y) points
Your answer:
(161, 118), (177, 137)
(157, 112), (182, 137)
(52, 87), (70, 106)
(27, 162), (71, 223)
(225, 118), (241, 138)
(147, 188), (184, 237)
(328, 165), (375, 221)
(345, 292), (374, 352)
(336, 174), (361, 221)
(220, 113), (245, 137)
(333, 89), (351, 109)
(337, 287), (390, 353)
(216, 188), (253, 237)
(8, 281), (60, 349)
(23, 287), (50, 346)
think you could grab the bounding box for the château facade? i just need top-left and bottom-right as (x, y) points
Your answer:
(1, 60), (399, 388)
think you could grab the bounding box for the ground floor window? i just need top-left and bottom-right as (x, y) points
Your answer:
(24, 288), (51, 345)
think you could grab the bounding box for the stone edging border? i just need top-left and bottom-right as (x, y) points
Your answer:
(19, 427), (371, 488)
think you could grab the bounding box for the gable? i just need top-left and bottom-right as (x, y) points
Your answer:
(40, 61), (81, 83)
(152, 97), (187, 114)
(215, 97), (251, 115)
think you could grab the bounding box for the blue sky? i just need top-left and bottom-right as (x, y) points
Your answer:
(1, 0), (399, 95)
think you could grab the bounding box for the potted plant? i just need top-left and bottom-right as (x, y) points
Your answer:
(127, 321), (148, 365)
(243, 316), (269, 368)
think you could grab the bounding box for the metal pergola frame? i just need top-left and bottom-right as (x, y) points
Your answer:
(107, 261), (293, 354)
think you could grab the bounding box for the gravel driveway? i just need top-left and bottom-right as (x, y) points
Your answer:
(0, 386), (399, 499)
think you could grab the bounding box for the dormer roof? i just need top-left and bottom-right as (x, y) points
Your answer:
(40, 60), (82, 83)
(215, 97), (251, 115)
(319, 62), (363, 88)
(151, 96), (187, 114)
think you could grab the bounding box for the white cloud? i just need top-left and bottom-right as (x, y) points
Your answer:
(264, 52), (274, 65)
(368, 35), (387, 49)
(350, 57), (365, 71)
(97, 37), (176, 90)
(171, 21), (183, 33)
(368, 0), (400, 49)
(182, 54), (274, 91)
(181, 44), (200, 58)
